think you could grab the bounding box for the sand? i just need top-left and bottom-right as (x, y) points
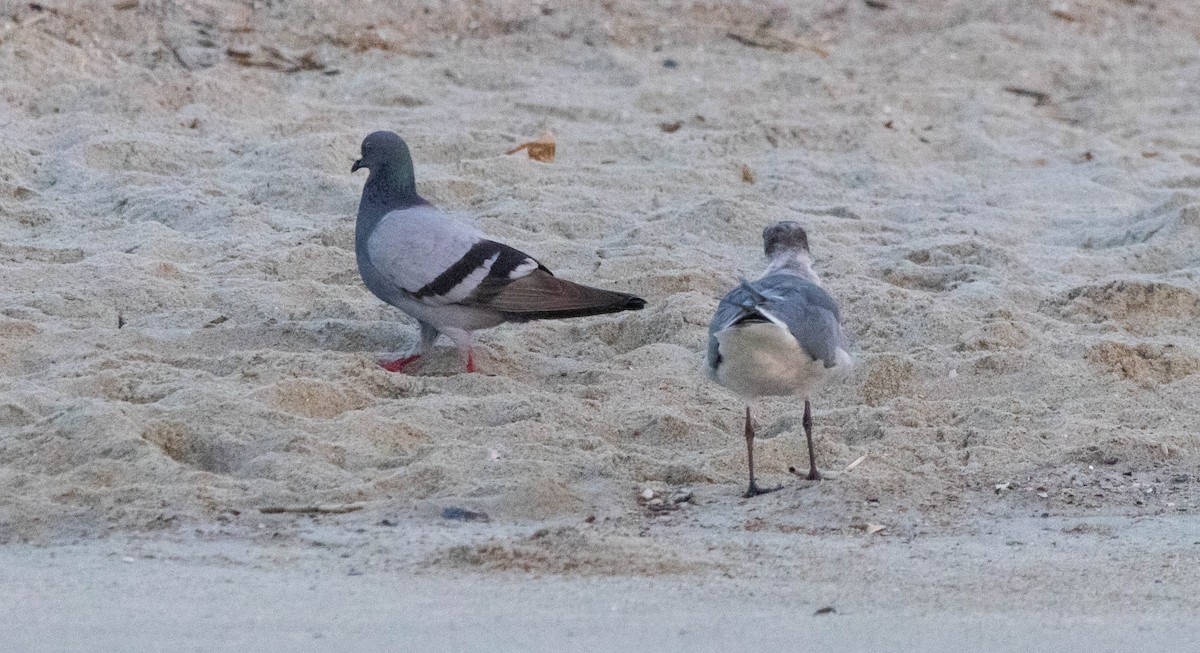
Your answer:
(2, 0), (1199, 648)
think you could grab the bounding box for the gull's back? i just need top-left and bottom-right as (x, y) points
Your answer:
(707, 274), (850, 398)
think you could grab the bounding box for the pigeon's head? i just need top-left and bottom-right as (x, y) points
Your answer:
(352, 131), (413, 174)
(762, 221), (810, 257)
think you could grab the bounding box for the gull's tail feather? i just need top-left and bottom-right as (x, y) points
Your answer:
(719, 277), (779, 321)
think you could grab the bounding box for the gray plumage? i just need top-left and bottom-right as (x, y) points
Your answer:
(707, 275), (845, 380)
(352, 131), (645, 373)
(706, 221), (851, 496)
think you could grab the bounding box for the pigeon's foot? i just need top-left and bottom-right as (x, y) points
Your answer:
(379, 355), (421, 373)
(744, 481), (783, 498)
(465, 350), (476, 373)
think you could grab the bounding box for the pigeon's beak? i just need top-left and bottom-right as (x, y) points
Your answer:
(351, 159), (364, 173)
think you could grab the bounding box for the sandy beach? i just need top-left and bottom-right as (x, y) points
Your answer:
(2, 0), (1199, 649)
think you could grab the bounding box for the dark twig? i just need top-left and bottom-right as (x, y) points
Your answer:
(1003, 86), (1051, 106)
(259, 504), (365, 514)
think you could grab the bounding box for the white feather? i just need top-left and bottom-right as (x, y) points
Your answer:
(713, 322), (848, 399)
(508, 258), (539, 279)
(428, 252), (499, 304)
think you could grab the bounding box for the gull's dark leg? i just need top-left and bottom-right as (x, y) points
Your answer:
(803, 399), (822, 481)
(744, 405), (781, 498)
(744, 405), (757, 496)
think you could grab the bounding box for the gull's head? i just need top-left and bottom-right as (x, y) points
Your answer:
(763, 221), (810, 257)
(761, 221), (819, 282)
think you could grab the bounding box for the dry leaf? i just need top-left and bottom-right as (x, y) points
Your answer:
(506, 131), (556, 162)
(741, 164), (756, 184)
(660, 121), (682, 133)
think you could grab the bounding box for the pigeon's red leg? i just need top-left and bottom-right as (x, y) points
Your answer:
(443, 329), (476, 373)
(379, 355), (421, 373)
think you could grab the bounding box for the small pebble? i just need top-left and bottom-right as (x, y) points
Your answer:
(442, 507), (490, 522)
(670, 489), (693, 504)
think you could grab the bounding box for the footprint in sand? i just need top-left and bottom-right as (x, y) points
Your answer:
(880, 239), (1006, 292)
(1087, 341), (1200, 386)
(1056, 280), (1200, 333)
(260, 379), (372, 419)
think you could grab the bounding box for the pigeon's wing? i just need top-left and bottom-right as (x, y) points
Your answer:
(756, 275), (845, 368)
(367, 206), (643, 318)
(366, 206), (543, 306)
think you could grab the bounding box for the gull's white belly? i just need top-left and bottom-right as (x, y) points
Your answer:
(714, 323), (847, 398)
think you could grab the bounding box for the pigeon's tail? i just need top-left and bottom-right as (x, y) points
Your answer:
(507, 295), (645, 321)
(480, 270), (645, 322)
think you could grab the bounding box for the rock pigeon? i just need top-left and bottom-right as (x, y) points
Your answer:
(706, 221), (852, 497)
(352, 131), (646, 373)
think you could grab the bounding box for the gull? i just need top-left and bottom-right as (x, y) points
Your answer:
(706, 221), (852, 497)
